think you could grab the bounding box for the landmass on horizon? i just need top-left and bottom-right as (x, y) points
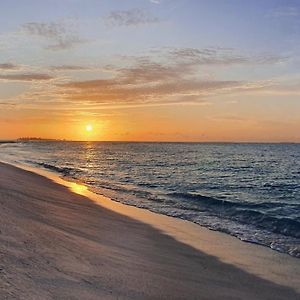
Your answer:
(5, 137), (299, 144)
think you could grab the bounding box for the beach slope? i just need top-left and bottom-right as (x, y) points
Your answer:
(0, 162), (299, 299)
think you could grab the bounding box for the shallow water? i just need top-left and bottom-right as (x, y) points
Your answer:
(1, 141), (299, 257)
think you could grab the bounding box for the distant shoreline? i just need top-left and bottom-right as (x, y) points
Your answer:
(0, 140), (17, 144)
(1, 139), (300, 144)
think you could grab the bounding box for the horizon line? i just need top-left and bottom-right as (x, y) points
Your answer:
(1, 138), (300, 144)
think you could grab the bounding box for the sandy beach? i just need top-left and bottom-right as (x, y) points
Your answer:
(0, 162), (299, 300)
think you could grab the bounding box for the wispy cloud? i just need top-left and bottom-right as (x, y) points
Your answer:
(49, 65), (91, 71)
(267, 6), (300, 18)
(22, 21), (85, 50)
(54, 53), (249, 106)
(0, 63), (20, 70)
(0, 101), (17, 106)
(0, 73), (54, 82)
(22, 22), (65, 38)
(106, 9), (160, 27)
(8, 47), (284, 109)
(168, 47), (287, 66)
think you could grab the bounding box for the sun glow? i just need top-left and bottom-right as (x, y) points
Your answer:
(86, 124), (93, 132)
(70, 182), (88, 195)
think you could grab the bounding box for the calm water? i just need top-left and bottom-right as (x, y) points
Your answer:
(1, 141), (299, 257)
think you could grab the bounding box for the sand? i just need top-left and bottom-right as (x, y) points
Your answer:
(0, 162), (299, 299)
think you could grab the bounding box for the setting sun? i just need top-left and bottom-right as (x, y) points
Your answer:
(86, 124), (93, 132)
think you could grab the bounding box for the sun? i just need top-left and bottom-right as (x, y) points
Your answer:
(85, 124), (93, 132)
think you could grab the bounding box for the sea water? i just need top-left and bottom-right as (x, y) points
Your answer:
(1, 141), (299, 257)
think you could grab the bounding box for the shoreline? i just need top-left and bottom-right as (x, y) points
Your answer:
(0, 161), (299, 299)
(3, 157), (299, 259)
(1, 142), (299, 261)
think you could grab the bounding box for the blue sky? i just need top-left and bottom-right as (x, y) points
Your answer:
(1, 0), (299, 55)
(0, 0), (300, 141)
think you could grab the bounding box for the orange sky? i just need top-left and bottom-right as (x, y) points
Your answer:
(1, 100), (299, 142)
(0, 0), (300, 142)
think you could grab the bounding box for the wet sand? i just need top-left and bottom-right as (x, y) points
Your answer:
(0, 162), (299, 299)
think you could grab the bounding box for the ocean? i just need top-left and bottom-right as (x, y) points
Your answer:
(1, 141), (299, 257)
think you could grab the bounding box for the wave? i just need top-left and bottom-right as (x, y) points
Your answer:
(168, 192), (300, 239)
(37, 161), (300, 240)
(37, 162), (83, 177)
(169, 192), (283, 209)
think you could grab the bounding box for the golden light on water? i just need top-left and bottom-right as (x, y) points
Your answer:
(70, 182), (88, 195)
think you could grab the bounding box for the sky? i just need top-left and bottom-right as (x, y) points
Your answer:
(0, 0), (300, 142)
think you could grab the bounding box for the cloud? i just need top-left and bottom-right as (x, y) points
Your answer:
(0, 73), (54, 82)
(0, 102), (16, 107)
(12, 47), (282, 108)
(22, 22), (65, 38)
(49, 65), (91, 71)
(250, 82), (300, 96)
(117, 59), (189, 84)
(55, 53), (246, 106)
(168, 47), (287, 66)
(45, 36), (84, 51)
(22, 21), (85, 50)
(268, 7), (300, 18)
(0, 63), (20, 70)
(106, 9), (160, 27)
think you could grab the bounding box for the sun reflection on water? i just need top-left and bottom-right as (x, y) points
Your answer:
(70, 182), (88, 195)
